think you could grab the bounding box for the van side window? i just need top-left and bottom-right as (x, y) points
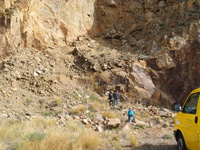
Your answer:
(182, 93), (199, 114)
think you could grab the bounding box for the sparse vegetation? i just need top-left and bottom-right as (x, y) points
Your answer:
(81, 98), (88, 104)
(42, 111), (52, 116)
(163, 134), (173, 140)
(134, 124), (145, 129)
(94, 82), (99, 90)
(102, 111), (120, 119)
(54, 97), (62, 105)
(0, 119), (104, 150)
(103, 132), (121, 150)
(26, 98), (34, 104)
(88, 112), (96, 119)
(26, 132), (46, 142)
(49, 67), (53, 71)
(151, 68), (156, 73)
(69, 105), (87, 115)
(135, 110), (149, 121)
(89, 94), (100, 101)
(129, 134), (138, 147)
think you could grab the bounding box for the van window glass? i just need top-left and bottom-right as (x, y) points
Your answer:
(182, 93), (199, 114)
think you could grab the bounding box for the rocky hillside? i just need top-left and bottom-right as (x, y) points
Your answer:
(92, 0), (200, 105)
(0, 0), (200, 109)
(0, 0), (199, 150)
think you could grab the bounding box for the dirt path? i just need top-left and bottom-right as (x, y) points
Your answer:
(134, 144), (177, 150)
(135, 126), (177, 150)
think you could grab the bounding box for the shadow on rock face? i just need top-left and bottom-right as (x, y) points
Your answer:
(88, 0), (200, 107)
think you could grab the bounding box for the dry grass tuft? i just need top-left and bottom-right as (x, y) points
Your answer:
(54, 97), (62, 105)
(79, 130), (102, 150)
(0, 118), (104, 150)
(102, 132), (121, 150)
(129, 133), (138, 147)
(163, 134), (173, 140)
(0, 119), (24, 140)
(89, 100), (109, 112)
(134, 110), (149, 121)
(102, 111), (120, 119)
(69, 105), (87, 115)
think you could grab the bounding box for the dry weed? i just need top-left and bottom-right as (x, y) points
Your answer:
(54, 97), (62, 105)
(102, 111), (120, 119)
(129, 133), (138, 147)
(69, 105), (87, 115)
(1, 118), (104, 150)
(89, 101), (108, 112)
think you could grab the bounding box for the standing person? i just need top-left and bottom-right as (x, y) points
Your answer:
(108, 91), (113, 106)
(113, 90), (120, 105)
(128, 107), (136, 123)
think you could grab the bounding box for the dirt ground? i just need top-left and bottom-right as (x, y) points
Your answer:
(135, 127), (177, 150)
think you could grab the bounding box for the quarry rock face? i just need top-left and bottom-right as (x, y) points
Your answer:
(0, 0), (95, 58)
(95, 0), (199, 51)
(93, 0), (200, 105)
(0, 0), (199, 107)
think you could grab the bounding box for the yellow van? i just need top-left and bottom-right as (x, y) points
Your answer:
(174, 88), (200, 150)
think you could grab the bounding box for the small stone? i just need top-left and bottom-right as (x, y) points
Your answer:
(162, 123), (169, 128)
(85, 110), (90, 114)
(82, 119), (89, 125)
(36, 70), (43, 74)
(73, 116), (79, 120)
(87, 43), (93, 48)
(34, 72), (39, 76)
(95, 126), (103, 132)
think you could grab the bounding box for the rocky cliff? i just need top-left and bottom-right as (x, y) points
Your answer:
(0, 0), (96, 57)
(0, 0), (200, 108)
(92, 0), (200, 106)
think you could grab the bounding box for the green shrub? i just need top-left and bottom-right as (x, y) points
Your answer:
(134, 124), (145, 129)
(88, 112), (96, 119)
(9, 141), (21, 150)
(89, 94), (99, 101)
(42, 111), (51, 116)
(26, 132), (46, 142)
(163, 134), (173, 139)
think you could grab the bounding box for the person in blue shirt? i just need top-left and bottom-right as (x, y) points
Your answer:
(113, 90), (120, 105)
(128, 108), (136, 123)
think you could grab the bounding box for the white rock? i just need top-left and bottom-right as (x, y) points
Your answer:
(34, 72), (39, 76)
(36, 70), (43, 74)
(95, 126), (103, 132)
(88, 43), (93, 48)
(82, 119), (89, 125)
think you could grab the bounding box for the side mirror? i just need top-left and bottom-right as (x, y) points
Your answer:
(175, 104), (182, 112)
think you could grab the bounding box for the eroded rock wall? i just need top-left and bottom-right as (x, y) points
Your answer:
(0, 0), (95, 58)
(93, 0), (200, 104)
(95, 0), (200, 52)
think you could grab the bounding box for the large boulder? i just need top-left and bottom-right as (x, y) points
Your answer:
(107, 118), (121, 129)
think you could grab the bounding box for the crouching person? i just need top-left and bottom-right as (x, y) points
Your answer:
(128, 108), (136, 123)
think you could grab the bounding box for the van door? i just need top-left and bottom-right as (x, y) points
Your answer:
(195, 94), (200, 149)
(180, 93), (199, 150)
